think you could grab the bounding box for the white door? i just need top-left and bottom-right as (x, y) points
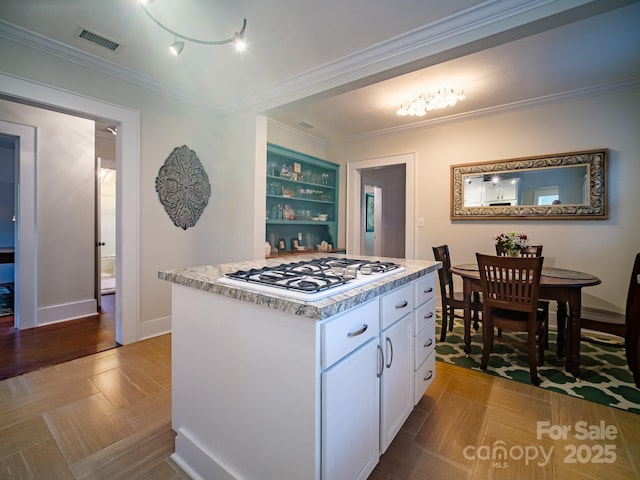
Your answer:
(379, 313), (414, 453)
(322, 338), (380, 480)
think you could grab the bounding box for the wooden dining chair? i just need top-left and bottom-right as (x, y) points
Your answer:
(495, 244), (550, 348)
(432, 245), (482, 342)
(477, 253), (546, 386)
(580, 253), (640, 388)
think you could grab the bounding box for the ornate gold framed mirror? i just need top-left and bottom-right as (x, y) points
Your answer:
(451, 149), (608, 220)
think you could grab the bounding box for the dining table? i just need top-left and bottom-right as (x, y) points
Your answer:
(449, 263), (601, 379)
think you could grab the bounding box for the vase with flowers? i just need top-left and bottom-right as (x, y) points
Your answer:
(494, 231), (530, 256)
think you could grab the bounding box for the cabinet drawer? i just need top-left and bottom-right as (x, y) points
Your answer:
(414, 273), (436, 307)
(414, 314), (436, 369)
(380, 283), (413, 330)
(414, 297), (436, 335)
(322, 299), (380, 369)
(414, 351), (436, 405)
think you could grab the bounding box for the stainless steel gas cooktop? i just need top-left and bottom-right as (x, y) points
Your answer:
(218, 257), (404, 300)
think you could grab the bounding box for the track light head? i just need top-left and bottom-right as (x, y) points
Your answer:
(233, 32), (246, 52)
(170, 40), (184, 56)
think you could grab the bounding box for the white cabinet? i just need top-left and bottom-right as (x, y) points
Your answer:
(483, 179), (518, 204)
(379, 312), (413, 453)
(322, 338), (380, 480)
(412, 274), (437, 404)
(169, 266), (440, 480)
(321, 299), (380, 480)
(380, 282), (414, 329)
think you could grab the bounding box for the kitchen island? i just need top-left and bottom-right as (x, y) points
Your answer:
(159, 254), (441, 480)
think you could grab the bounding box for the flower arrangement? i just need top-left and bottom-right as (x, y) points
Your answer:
(494, 231), (530, 254)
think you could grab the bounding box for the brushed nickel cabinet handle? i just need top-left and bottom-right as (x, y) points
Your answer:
(385, 337), (393, 368)
(395, 301), (408, 309)
(424, 370), (434, 381)
(424, 287), (433, 293)
(424, 312), (434, 319)
(424, 338), (433, 348)
(377, 344), (384, 378)
(347, 324), (368, 337)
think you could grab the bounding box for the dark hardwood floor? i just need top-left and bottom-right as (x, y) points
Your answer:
(0, 293), (117, 380)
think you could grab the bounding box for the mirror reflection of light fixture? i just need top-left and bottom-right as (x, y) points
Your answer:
(139, 0), (248, 56)
(396, 87), (465, 116)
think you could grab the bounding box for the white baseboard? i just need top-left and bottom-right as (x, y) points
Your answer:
(172, 428), (238, 480)
(139, 315), (172, 340)
(37, 299), (97, 326)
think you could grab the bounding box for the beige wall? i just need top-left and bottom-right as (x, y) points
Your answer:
(327, 88), (640, 313)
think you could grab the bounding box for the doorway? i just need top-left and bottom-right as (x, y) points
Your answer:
(0, 71), (140, 345)
(0, 134), (16, 322)
(347, 153), (415, 258)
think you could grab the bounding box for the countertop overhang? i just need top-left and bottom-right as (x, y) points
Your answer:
(159, 254), (442, 320)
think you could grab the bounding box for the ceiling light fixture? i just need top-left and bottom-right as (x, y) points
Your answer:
(396, 87), (466, 117)
(139, 0), (247, 56)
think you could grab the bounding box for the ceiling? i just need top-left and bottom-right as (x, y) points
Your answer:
(1, 0), (639, 142)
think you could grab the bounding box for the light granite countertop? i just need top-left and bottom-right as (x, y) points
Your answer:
(159, 254), (441, 320)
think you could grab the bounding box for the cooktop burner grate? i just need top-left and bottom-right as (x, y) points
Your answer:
(225, 257), (401, 294)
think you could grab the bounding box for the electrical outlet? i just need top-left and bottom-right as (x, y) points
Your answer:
(417, 217), (425, 227)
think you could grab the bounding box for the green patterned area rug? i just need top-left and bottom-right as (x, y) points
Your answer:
(436, 322), (640, 414)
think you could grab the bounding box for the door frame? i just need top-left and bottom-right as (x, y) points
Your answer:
(0, 121), (36, 329)
(0, 72), (140, 344)
(346, 153), (415, 258)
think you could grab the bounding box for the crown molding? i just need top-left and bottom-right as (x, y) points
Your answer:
(0, 19), (224, 114)
(330, 76), (640, 144)
(0, 0), (578, 116)
(220, 0), (582, 113)
(266, 118), (328, 147)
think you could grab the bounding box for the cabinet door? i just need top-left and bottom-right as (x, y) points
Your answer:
(380, 313), (414, 453)
(322, 339), (380, 480)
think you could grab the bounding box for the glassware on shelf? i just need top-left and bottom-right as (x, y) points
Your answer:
(269, 182), (281, 196)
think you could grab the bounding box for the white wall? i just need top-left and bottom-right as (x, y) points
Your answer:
(0, 100), (96, 321)
(328, 88), (640, 313)
(0, 35), (226, 338)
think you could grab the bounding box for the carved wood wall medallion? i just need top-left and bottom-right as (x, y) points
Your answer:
(155, 145), (211, 230)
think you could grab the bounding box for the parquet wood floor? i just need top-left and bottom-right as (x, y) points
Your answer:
(1, 334), (639, 479)
(0, 294), (117, 381)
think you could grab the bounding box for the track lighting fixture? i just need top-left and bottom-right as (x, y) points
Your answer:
(139, 0), (248, 56)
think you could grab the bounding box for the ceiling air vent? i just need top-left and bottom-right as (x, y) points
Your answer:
(76, 28), (122, 53)
(297, 121), (316, 129)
